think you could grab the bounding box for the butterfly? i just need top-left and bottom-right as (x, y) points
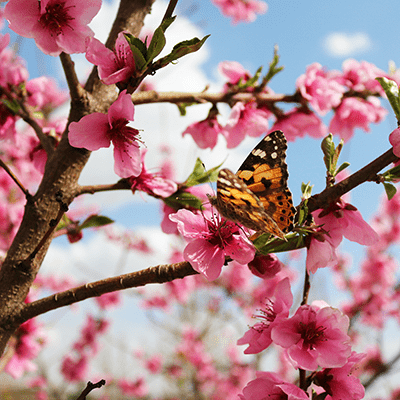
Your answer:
(209, 130), (296, 239)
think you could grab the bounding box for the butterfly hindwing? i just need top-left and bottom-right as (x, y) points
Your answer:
(211, 130), (296, 238)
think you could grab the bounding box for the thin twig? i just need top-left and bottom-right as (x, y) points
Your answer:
(75, 380), (106, 400)
(0, 158), (31, 199)
(74, 180), (131, 197)
(0, 86), (53, 155)
(301, 270), (310, 306)
(162, 0), (178, 22)
(59, 52), (85, 103)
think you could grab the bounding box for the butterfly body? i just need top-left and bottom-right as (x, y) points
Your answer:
(210, 130), (296, 239)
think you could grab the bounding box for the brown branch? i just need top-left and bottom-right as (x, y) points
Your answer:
(162, 0), (178, 22)
(0, 158), (31, 199)
(19, 261), (198, 323)
(60, 52), (85, 103)
(0, 86), (54, 155)
(74, 180), (131, 197)
(75, 380), (106, 400)
(131, 90), (295, 106)
(307, 148), (398, 213)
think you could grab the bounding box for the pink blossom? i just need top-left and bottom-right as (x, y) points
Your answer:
(0, 33), (29, 87)
(296, 63), (345, 115)
(218, 261), (253, 293)
(306, 228), (340, 273)
(169, 209), (255, 280)
(95, 291), (121, 310)
(212, 0), (268, 24)
(166, 275), (199, 303)
(239, 371), (309, 400)
(313, 201), (379, 246)
(160, 184), (211, 235)
(225, 102), (270, 148)
(5, 319), (45, 379)
(61, 354), (89, 382)
(129, 149), (177, 197)
(183, 115), (227, 149)
(389, 127), (400, 157)
(4, 0), (101, 56)
(237, 278), (293, 354)
(26, 76), (67, 110)
(119, 378), (148, 397)
(272, 108), (327, 141)
(341, 59), (386, 95)
(85, 31), (136, 85)
(271, 303), (351, 370)
(313, 352), (365, 400)
(219, 60), (250, 86)
(329, 96), (388, 141)
(69, 90), (142, 178)
(73, 316), (109, 353)
(248, 254), (282, 279)
(145, 354), (163, 374)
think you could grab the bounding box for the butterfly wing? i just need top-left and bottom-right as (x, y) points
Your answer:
(211, 168), (285, 238)
(236, 130), (296, 235)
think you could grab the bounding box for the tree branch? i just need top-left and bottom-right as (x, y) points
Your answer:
(19, 261), (198, 323)
(307, 148), (398, 213)
(74, 180), (131, 197)
(131, 89), (296, 106)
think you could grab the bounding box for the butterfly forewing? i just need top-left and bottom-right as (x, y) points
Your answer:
(212, 130), (296, 239)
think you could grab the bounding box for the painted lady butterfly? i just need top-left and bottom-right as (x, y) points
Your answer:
(210, 130), (296, 239)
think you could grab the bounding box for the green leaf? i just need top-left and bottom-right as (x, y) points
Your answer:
(238, 66), (262, 89)
(253, 232), (305, 254)
(164, 190), (204, 210)
(301, 181), (313, 200)
(156, 35), (210, 69)
(1, 98), (20, 114)
(184, 158), (222, 187)
(383, 182), (397, 200)
(124, 34), (148, 71)
(335, 161), (350, 176)
(55, 214), (73, 231)
(321, 134), (335, 172)
(383, 164), (400, 182)
(146, 17), (176, 65)
(80, 215), (114, 230)
(376, 77), (400, 121)
(176, 102), (196, 116)
(260, 45), (284, 87)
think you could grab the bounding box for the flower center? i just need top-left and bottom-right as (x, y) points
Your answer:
(206, 218), (238, 248)
(39, 2), (75, 36)
(299, 321), (326, 350)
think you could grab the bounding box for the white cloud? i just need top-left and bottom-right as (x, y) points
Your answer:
(323, 32), (372, 57)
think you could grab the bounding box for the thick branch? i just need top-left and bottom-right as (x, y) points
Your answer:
(19, 262), (198, 323)
(307, 148), (398, 212)
(0, 0), (156, 357)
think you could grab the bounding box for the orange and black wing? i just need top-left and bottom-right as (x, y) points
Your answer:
(235, 130), (296, 235)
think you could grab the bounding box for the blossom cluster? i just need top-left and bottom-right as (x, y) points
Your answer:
(184, 59), (391, 150)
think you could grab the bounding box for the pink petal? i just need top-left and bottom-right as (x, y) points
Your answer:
(113, 138), (141, 178)
(389, 127), (400, 158)
(109, 90), (134, 124)
(342, 209), (379, 245)
(184, 239), (224, 280)
(68, 113), (110, 150)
